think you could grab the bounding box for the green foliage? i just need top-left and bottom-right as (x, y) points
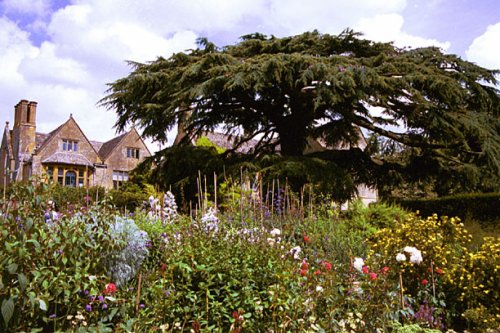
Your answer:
(1, 182), (498, 332)
(0, 183), (120, 331)
(394, 192), (500, 223)
(102, 29), (500, 193)
(195, 136), (226, 154)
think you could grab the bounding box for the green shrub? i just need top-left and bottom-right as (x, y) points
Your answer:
(393, 192), (500, 223)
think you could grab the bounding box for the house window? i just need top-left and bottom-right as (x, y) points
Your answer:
(58, 169), (64, 185)
(47, 166), (54, 179)
(48, 166), (89, 187)
(65, 171), (77, 187)
(112, 170), (129, 189)
(126, 147), (140, 159)
(62, 139), (78, 152)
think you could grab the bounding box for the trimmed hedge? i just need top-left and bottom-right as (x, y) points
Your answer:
(391, 192), (500, 223)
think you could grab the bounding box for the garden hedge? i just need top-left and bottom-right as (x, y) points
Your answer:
(391, 192), (499, 223)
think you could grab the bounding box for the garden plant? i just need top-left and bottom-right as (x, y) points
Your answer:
(0, 179), (498, 332)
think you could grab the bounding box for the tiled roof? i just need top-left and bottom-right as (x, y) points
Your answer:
(202, 131), (259, 154)
(35, 132), (48, 149)
(42, 152), (93, 167)
(36, 123), (68, 153)
(98, 132), (128, 159)
(90, 140), (104, 152)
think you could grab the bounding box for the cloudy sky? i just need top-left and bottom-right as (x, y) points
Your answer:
(1, 0), (499, 151)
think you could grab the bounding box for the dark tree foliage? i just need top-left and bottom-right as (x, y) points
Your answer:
(102, 30), (500, 196)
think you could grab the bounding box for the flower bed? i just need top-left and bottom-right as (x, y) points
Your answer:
(0, 182), (498, 332)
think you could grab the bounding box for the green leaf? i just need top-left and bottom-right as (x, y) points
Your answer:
(38, 299), (47, 311)
(1, 297), (14, 327)
(25, 217), (34, 231)
(18, 273), (28, 291)
(7, 263), (18, 274)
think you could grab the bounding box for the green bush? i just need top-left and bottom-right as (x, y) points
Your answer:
(0, 184), (118, 331)
(393, 192), (500, 223)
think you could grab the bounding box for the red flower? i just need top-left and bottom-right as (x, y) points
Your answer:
(369, 272), (377, 281)
(301, 260), (309, 270)
(421, 279), (429, 285)
(314, 269), (322, 276)
(436, 268), (444, 275)
(322, 260), (332, 271)
(303, 235), (310, 243)
(380, 266), (390, 274)
(362, 266), (370, 274)
(104, 283), (117, 295)
(300, 269), (307, 276)
(160, 262), (167, 273)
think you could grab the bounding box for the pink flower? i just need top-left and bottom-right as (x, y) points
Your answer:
(104, 283), (117, 295)
(314, 269), (322, 276)
(436, 268), (444, 275)
(369, 272), (377, 281)
(303, 235), (310, 243)
(362, 266), (370, 274)
(300, 269), (307, 276)
(421, 279), (429, 285)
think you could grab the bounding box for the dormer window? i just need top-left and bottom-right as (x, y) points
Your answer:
(62, 139), (78, 152)
(126, 147), (140, 159)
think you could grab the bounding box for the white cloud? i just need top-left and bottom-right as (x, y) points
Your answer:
(0, 0), (455, 152)
(466, 22), (500, 70)
(356, 14), (450, 50)
(265, 0), (407, 35)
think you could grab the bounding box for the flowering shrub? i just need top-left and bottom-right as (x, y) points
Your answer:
(366, 213), (499, 329)
(453, 236), (499, 330)
(1, 182), (497, 332)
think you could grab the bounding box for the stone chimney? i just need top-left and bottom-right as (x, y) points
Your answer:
(12, 100), (37, 169)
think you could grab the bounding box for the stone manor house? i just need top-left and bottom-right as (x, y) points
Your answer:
(1, 100), (151, 189)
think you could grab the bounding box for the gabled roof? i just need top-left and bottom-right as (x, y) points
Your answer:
(35, 132), (49, 150)
(98, 127), (152, 161)
(35, 123), (65, 152)
(98, 132), (128, 160)
(90, 140), (104, 152)
(36, 115), (103, 163)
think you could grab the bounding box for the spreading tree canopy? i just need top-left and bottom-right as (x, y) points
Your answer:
(102, 30), (500, 195)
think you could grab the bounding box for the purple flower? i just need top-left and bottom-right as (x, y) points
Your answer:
(102, 303), (108, 310)
(139, 303), (145, 309)
(98, 295), (104, 302)
(49, 314), (56, 319)
(85, 304), (92, 312)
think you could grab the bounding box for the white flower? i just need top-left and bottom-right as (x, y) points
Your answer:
(201, 207), (219, 233)
(267, 238), (276, 246)
(316, 285), (324, 293)
(409, 250), (423, 264)
(404, 246), (418, 253)
(403, 246), (423, 264)
(270, 228), (281, 237)
(396, 253), (407, 262)
(353, 257), (364, 272)
(289, 246), (302, 260)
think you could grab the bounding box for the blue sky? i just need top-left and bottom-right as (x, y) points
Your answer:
(0, 0), (499, 150)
